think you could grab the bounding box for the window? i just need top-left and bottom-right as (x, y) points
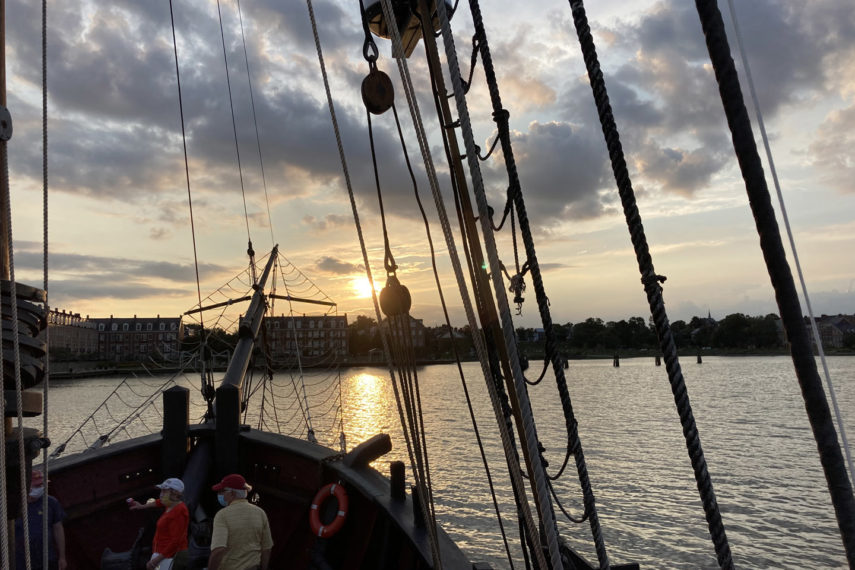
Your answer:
(170, 323), (176, 331)
(136, 323), (142, 331)
(111, 324), (118, 332)
(160, 323), (166, 331)
(99, 324), (105, 331)
(122, 323), (129, 331)
(147, 323), (153, 331)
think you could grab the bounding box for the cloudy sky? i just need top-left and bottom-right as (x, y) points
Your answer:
(4, 0), (854, 328)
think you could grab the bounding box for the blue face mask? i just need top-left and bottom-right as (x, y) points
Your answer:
(217, 494), (227, 507)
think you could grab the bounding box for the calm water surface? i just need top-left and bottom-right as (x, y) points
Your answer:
(29, 356), (855, 569)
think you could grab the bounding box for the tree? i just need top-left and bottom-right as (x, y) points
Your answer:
(571, 318), (606, 349)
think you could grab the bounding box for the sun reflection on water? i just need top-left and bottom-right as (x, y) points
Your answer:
(342, 371), (400, 464)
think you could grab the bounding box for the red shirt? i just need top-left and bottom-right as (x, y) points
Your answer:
(153, 499), (189, 557)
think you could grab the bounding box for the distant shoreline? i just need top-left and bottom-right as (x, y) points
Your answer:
(47, 349), (855, 380)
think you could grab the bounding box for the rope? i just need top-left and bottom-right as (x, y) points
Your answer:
(214, 0), (252, 246)
(725, 0), (855, 489)
(2, 139), (33, 570)
(167, 0), (205, 332)
(405, 113), (517, 568)
(568, 0), (734, 566)
(235, 0), (276, 248)
(404, 3), (546, 565)
(434, 1), (566, 567)
(41, 1), (51, 563)
(694, 0), (855, 564)
(377, 0), (549, 565)
(466, 3), (609, 562)
(300, 8), (438, 554)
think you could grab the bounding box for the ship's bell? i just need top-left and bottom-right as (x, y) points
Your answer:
(364, 0), (454, 58)
(379, 275), (412, 317)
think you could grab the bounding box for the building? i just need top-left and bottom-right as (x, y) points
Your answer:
(45, 309), (99, 357)
(381, 315), (427, 349)
(264, 314), (349, 363)
(814, 314), (855, 349)
(89, 315), (184, 362)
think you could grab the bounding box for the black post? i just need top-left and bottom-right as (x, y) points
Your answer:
(215, 384), (240, 478)
(162, 386), (189, 478)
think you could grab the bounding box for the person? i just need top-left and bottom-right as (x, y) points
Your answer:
(128, 477), (189, 570)
(15, 470), (67, 570)
(208, 474), (273, 570)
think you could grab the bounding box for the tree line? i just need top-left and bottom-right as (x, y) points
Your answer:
(343, 312), (828, 358)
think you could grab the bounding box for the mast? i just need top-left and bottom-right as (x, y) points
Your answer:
(219, 244), (278, 393)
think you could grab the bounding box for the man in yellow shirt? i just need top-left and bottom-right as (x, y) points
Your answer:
(207, 474), (273, 570)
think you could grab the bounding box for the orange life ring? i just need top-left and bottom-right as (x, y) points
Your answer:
(309, 482), (349, 538)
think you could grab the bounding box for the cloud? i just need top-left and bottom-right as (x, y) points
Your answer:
(302, 214), (351, 231)
(490, 121), (613, 223)
(14, 249), (228, 283)
(315, 256), (361, 275)
(808, 104), (855, 194)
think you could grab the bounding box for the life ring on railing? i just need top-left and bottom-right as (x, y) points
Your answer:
(309, 482), (349, 538)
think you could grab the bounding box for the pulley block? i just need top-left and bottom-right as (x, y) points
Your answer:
(362, 68), (394, 115)
(379, 275), (412, 316)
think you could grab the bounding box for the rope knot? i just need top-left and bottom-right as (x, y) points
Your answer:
(492, 108), (510, 124)
(641, 273), (667, 286)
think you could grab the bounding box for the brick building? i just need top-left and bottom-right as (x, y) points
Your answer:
(45, 309), (99, 357)
(264, 314), (348, 363)
(90, 315), (184, 362)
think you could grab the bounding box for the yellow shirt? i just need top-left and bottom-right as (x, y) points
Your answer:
(210, 499), (274, 569)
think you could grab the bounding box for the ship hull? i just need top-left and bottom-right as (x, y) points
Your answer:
(47, 429), (473, 569)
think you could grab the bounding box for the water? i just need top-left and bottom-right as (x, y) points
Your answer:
(27, 356), (855, 569)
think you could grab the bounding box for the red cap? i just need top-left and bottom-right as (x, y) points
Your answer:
(212, 473), (249, 492)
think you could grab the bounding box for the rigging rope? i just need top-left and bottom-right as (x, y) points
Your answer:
(725, 0), (855, 488)
(465, 3), (608, 559)
(693, 0), (855, 564)
(433, 1), (566, 567)
(393, 2), (547, 566)
(235, 0), (276, 248)
(376, 0), (552, 565)
(2, 132), (34, 570)
(168, 0), (216, 416)
(305, 2), (446, 563)
(567, 0), (734, 566)
(41, 1), (51, 566)
(214, 0), (254, 253)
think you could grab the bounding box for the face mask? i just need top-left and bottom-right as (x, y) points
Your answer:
(217, 494), (227, 507)
(29, 486), (45, 499)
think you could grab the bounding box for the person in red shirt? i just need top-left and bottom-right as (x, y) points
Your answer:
(128, 478), (189, 570)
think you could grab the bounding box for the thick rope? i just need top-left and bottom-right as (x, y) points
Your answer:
(467, 1), (609, 565)
(304, 2), (443, 565)
(694, 0), (855, 565)
(2, 139), (33, 569)
(567, 1), (733, 567)
(434, 1), (565, 567)
(377, 0), (548, 566)
(725, 0), (855, 489)
(41, 0), (51, 565)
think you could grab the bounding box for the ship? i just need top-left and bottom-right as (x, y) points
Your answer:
(2, 0), (854, 569)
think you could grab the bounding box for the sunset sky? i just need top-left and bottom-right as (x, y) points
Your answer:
(4, 0), (854, 328)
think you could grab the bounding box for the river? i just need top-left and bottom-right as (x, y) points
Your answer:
(26, 355), (855, 569)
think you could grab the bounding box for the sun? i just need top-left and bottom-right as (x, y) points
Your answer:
(351, 276), (381, 298)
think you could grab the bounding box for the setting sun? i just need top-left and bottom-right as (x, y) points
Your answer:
(351, 276), (381, 298)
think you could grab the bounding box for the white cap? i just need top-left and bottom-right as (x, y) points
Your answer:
(155, 477), (184, 493)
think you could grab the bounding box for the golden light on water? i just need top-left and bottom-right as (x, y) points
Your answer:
(343, 372), (395, 448)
